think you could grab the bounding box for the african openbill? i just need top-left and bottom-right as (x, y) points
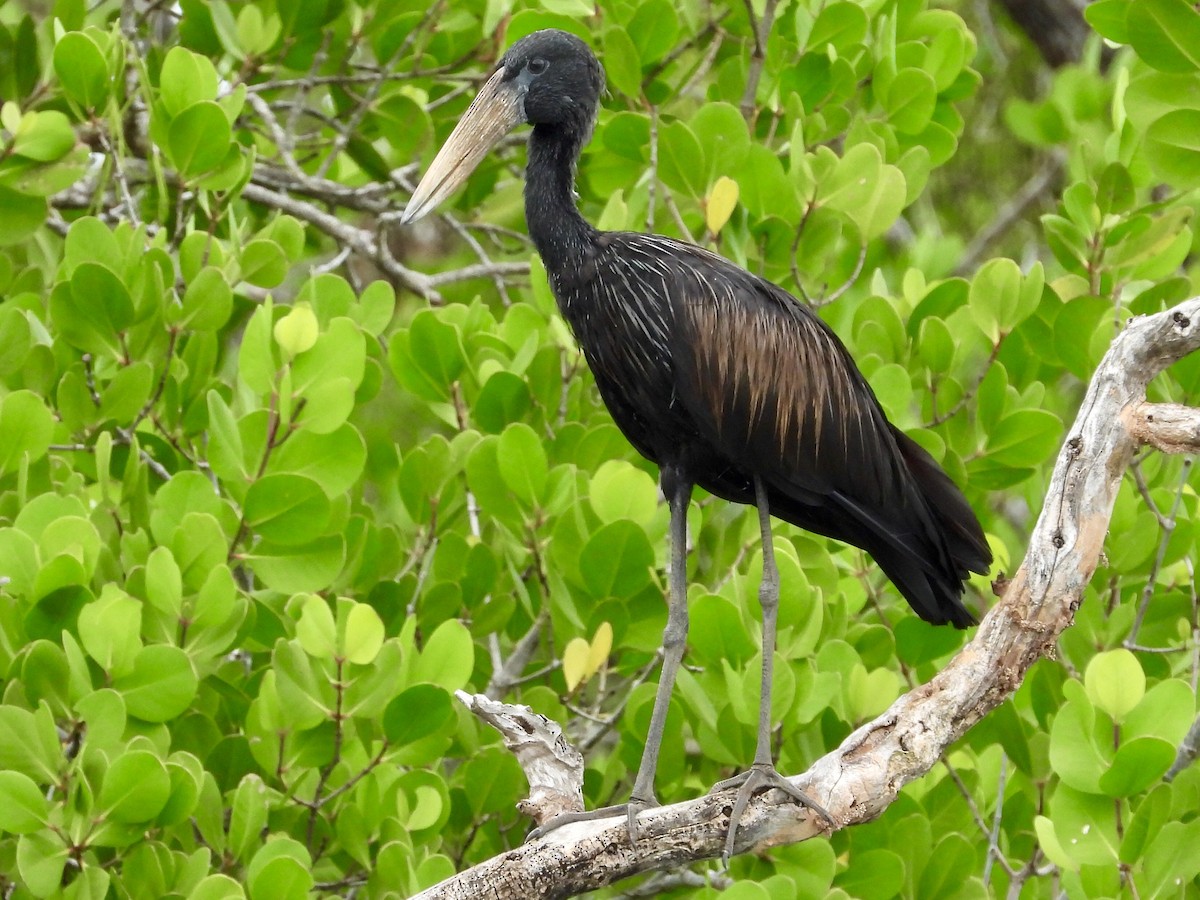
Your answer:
(401, 29), (992, 858)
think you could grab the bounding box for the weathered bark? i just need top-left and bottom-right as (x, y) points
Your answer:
(416, 298), (1200, 900)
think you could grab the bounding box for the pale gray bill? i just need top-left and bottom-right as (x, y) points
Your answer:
(400, 67), (525, 224)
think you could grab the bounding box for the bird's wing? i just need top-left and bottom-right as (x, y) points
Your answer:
(644, 236), (904, 508)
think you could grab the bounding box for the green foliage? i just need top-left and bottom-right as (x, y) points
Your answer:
(0, 0), (1197, 898)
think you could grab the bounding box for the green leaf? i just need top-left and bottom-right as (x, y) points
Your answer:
(53, 31), (109, 108)
(343, 602), (384, 665)
(1084, 0), (1132, 43)
(1049, 697), (1105, 792)
(657, 120), (705, 197)
(0, 306), (32, 377)
(1096, 162), (1135, 215)
(1034, 815), (1078, 872)
(181, 266), (234, 330)
(71, 260), (135, 334)
(169, 102), (233, 178)
(206, 391), (247, 482)
(460, 748), (524, 815)
(1127, 0), (1200, 72)
(384, 684), (455, 745)
(986, 409), (1063, 467)
(296, 593), (336, 660)
(245, 535), (345, 592)
(0, 185), (47, 246)
(291, 317), (365, 393)
(1048, 784), (1121, 866)
(917, 833), (977, 898)
(355, 279), (395, 335)
(627, 0), (678, 64)
(0, 771), (50, 833)
(243, 473), (331, 545)
(246, 838), (313, 900)
(11, 110), (76, 161)
(690, 593), (756, 667)
(885, 68), (938, 134)
(580, 519), (655, 598)
(78, 584), (142, 674)
(834, 848), (905, 899)
(602, 27), (642, 98)
(239, 239), (289, 288)
(1141, 820), (1200, 896)
(474, 370), (532, 432)
(114, 644), (199, 722)
(189, 875), (247, 900)
(294, 376), (355, 433)
(1098, 736), (1175, 797)
(99, 750), (171, 823)
(808, 2), (869, 51)
(408, 310), (466, 395)
(497, 422), (548, 505)
(1144, 109), (1200, 191)
(16, 830), (69, 898)
(737, 144), (801, 220)
(229, 775), (269, 863)
(1084, 649), (1144, 723)
(1124, 678), (1196, 744)
(588, 460), (659, 526)
(271, 641), (330, 730)
(145, 546), (183, 615)
(820, 144), (906, 240)
(101, 361), (154, 422)
(268, 423), (366, 497)
(159, 46), (219, 115)
(413, 619), (474, 691)
(690, 102), (750, 177)
(969, 257), (1023, 341)
(0, 390), (54, 476)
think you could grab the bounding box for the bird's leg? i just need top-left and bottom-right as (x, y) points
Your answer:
(621, 468), (692, 838)
(710, 476), (832, 862)
(526, 469), (692, 847)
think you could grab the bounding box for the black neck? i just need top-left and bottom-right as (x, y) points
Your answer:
(524, 124), (596, 276)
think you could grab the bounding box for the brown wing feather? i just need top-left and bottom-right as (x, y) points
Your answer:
(669, 246), (903, 508)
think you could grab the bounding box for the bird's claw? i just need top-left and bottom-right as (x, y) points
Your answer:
(625, 793), (658, 846)
(524, 793), (660, 848)
(710, 764), (833, 863)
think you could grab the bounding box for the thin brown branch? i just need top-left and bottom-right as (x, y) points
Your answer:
(238, 182), (440, 301)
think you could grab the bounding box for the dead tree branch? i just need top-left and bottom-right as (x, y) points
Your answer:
(414, 297), (1200, 900)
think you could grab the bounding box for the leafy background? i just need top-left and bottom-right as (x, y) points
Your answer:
(0, 0), (1198, 897)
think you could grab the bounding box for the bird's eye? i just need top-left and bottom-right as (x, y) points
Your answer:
(528, 57), (549, 75)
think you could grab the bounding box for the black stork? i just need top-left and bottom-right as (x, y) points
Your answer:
(401, 29), (992, 858)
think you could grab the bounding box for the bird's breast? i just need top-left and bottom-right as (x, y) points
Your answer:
(550, 256), (698, 465)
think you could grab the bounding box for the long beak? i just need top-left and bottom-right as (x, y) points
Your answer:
(401, 67), (525, 224)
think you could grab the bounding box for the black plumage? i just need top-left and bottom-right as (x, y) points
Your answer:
(402, 29), (991, 856)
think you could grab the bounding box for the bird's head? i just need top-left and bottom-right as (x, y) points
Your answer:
(401, 29), (604, 224)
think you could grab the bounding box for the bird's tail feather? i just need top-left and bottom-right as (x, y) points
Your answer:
(764, 430), (990, 629)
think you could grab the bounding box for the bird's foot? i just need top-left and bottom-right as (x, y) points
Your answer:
(710, 764), (833, 863)
(525, 793), (660, 848)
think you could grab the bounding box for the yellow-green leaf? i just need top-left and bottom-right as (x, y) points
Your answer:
(562, 637), (590, 692)
(705, 176), (739, 234)
(587, 621), (613, 675)
(274, 303), (319, 360)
